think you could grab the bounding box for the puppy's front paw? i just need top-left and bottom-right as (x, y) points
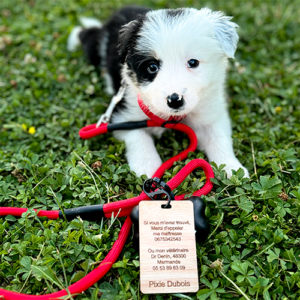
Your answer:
(223, 160), (249, 178)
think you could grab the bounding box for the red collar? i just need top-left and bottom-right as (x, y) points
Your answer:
(137, 95), (186, 126)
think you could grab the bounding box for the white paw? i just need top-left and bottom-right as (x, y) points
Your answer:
(127, 154), (162, 177)
(113, 129), (163, 178)
(223, 159), (249, 178)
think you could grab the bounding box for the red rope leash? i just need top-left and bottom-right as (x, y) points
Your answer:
(0, 208), (59, 219)
(0, 96), (214, 300)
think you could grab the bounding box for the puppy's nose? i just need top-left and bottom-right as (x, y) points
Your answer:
(167, 93), (185, 109)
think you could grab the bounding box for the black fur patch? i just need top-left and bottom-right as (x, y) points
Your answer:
(118, 15), (147, 64)
(166, 8), (185, 17)
(79, 27), (102, 66)
(78, 5), (150, 93)
(103, 6), (150, 92)
(78, 6), (152, 111)
(127, 54), (161, 84)
(103, 6), (150, 110)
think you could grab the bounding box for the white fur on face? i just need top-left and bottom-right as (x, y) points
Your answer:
(128, 8), (238, 119)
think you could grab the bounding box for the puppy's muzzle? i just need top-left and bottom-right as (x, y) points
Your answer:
(167, 93), (185, 109)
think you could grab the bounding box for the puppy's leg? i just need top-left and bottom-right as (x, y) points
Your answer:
(113, 129), (162, 177)
(190, 113), (249, 178)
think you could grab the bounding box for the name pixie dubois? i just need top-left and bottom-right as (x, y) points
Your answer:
(149, 280), (190, 288)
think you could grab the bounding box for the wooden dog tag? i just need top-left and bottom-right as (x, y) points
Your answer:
(139, 201), (199, 294)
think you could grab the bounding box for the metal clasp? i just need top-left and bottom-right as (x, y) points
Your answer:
(96, 80), (126, 127)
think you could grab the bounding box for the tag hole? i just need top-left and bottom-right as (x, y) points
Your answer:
(161, 204), (172, 209)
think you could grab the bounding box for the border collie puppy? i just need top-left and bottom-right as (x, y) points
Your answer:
(68, 5), (249, 178)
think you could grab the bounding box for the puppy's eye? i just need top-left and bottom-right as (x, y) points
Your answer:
(147, 63), (159, 74)
(187, 59), (199, 68)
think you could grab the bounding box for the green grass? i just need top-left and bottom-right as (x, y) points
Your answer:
(0, 0), (300, 299)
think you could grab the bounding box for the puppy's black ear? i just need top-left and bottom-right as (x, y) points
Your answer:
(118, 17), (145, 64)
(204, 8), (239, 58)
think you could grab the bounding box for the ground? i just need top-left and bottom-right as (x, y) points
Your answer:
(0, 0), (300, 299)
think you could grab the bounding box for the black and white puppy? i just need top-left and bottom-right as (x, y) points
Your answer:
(68, 5), (249, 178)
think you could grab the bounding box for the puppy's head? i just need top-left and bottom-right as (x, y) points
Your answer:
(118, 8), (238, 118)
